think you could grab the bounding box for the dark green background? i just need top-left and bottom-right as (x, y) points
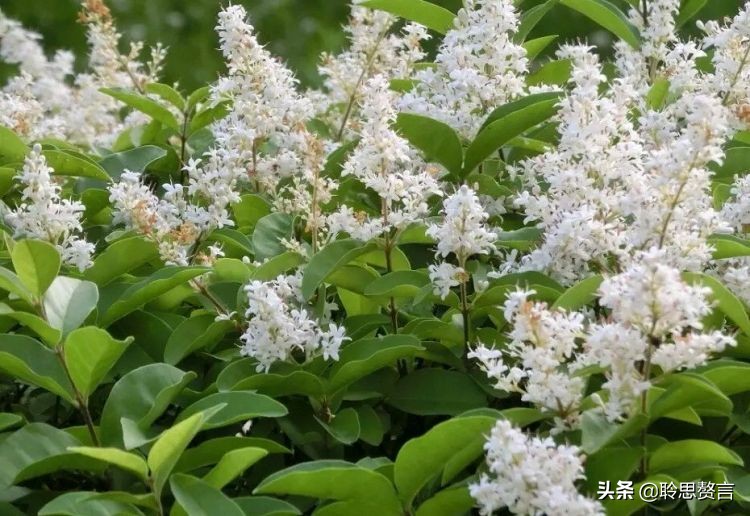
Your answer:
(0, 0), (742, 90)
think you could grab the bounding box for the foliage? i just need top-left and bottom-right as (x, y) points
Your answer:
(1, 0), (750, 515)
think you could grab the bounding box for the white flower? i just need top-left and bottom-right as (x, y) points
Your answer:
(314, 6), (429, 137)
(240, 272), (347, 371)
(428, 262), (464, 300)
(427, 185), (496, 264)
(400, 0), (528, 138)
(598, 248), (714, 337)
(5, 145), (94, 271)
(328, 75), (442, 241)
(470, 419), (603, 516)
(469, 290), (585, 429)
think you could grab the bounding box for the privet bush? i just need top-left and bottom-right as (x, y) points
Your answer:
(1, 0), (750, 514)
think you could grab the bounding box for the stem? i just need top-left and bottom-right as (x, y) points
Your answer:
(179, 107), (192, 183)
(638, 337), (655, 479)
(460, 279), (471, 348)
(384, 236), (399, 334)
(55, 349), (100, 446)
(191, 279), (231, 317)
(723, 42), (750, 107)
(335, 28), (388, 141)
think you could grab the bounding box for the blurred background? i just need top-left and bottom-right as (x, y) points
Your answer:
(0, 0), (744, 90)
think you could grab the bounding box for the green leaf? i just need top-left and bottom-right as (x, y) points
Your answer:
(0, 267), (33, 303)
(255, 460), (402, 516)
(677, 0), (708, 27)
(646, 77), (670, 110)
(99, 146), (167, 180)
(164, 314), (234, 365)
(187, 86), (210, 111)
(211, 228), (254, 256)
(175, 437), (289, 473)
(464, 93), (561, 174)
(364, 270), (429, 298)
(327, 335), (423, 393)
(0, 334), (74, 403)
(395, 113), (463, 176)
(0, 412), (23, 432)
(67, 446), (148, 482)
(701, 361), (750, 396)
(0, 303), (61, 345)
(0, 423), (82, 488)
(100, 266), (208, 326)
(709, 233), (750, 259)
(581, 411), (648, 455)
(682, 272), (750, 335)
(233, 194), (272, 231)
(415, 485), (474, 516)
(189, 101), (232, 134)
(387, 368), (486, 416)
(39, 492), (142, 516)
(316, 408), (361, 445)
(251, 252), (305, 281)
(357, 405), (385, 446)
(43, 276), (99, 335)
(394, 415), (496, 505)
(302, 239), (378, 300)
(527, 58), (572, 86)
(85, 236), (159, 286)
(252, 213), (294, 261)
(100, 363), (196, 447)
(584, 446), (643, 493)
(101, 87), (180, 132)
(176, 391), (287, 430)
(171, 474), (244, 516)
(148, 409), (219, 498)
(360, 0), (455, 34)
(649, 372), (732, 421)
(42, 150), (109, 180)
(12, 239), (61, 297)
(516, 0), (559, 42)
(559, 0), (640, 47)
(649, 440), (743, 472)
(551, 275), (603, 310)
(204, 447), (268, 488)
(0, 127), (28, 162)
(64, 327), (131, 398)
(233, 496), (301, 516)
(713, 146), (750, 181)
(523, 35), (558, 60)
(218, 359), (326, 397)
(145, 82), (185, 110)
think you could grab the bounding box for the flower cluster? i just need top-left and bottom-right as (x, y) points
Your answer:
(0, 2), (164, 147)
(470, 419), (603, 516)
(314, 6), (429, 138)
(240, 272), (348, 372)
(4, 145), (94, 271)
(326, 74), (442, 242)
(400, 0), (528, 138)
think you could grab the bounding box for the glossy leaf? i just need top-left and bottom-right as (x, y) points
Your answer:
(360, 0), (455, 34)
(11, 239), (61, 297)
(99, 266), (208, 326)
(43, 276), (99, 335)
(395, 113), (463, 176)
(101, 87), (180, 132)
(64, 326), (132, 398)
(559, 0), (640, 47)
(302, 239), (378, 300)
(0, 334), (74, 403)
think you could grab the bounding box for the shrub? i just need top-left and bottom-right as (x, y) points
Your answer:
(1, 0), (750, 514)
